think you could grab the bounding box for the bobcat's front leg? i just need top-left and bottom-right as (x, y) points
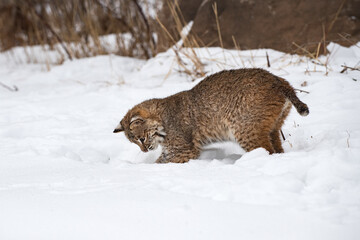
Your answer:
(155, 146), (200, 164)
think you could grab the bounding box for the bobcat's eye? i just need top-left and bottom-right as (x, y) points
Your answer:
(139, 137), (145, 143)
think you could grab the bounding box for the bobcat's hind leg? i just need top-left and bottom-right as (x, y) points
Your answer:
(243, 133), (275, 154)
(270, 100), (291, 153)
(270, 130), (284, 153)
(235, 128), (275, 154)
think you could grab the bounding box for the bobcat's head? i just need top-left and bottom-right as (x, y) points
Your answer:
(113, 108), (166, 152)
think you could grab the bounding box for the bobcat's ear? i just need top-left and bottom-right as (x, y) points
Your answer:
(129, 109), (150, 127)
(129, 115), (145, 130)
(132, 109), (150, 121)
(130, 115), (144, 124)
(113, 122), (124, 133)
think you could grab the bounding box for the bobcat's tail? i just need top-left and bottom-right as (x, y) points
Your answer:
(278, 78), (309, 116)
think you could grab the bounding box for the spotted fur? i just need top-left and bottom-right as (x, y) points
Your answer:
(114, 68), (309, 163)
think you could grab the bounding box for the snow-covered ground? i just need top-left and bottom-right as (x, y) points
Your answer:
(1, 43), (360, 240)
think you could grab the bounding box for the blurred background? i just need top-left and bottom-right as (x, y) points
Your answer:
(0, 0), (359, 62)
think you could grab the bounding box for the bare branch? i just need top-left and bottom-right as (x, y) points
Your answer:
(266, 51), (271, 67)
(340, 64), (360, 73)
(0, 81), (18, 92)
(26, 2), (73, 61)
(294, 88), (310, 94)
(131, 0), (156, 49)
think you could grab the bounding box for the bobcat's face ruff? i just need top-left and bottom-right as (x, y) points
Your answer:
(114, 110), (166, 152)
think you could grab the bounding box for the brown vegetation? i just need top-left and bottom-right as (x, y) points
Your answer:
(0, 0), (359, 71)
(0, 0), (157, 59)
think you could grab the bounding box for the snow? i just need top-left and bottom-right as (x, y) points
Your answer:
(1, 42), (360, 240)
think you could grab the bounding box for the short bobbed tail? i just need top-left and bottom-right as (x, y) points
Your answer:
(277, 78), (309, 116)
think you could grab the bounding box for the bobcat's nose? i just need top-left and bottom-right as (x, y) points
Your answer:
(141, 146), (148, 152)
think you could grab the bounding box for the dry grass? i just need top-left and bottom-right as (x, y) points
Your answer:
(290, 0), (349, 76)
(0, 0), (158, 64)
(212, 2), (223, 49)
(0, 0), (346, 79)
(156, 0), (205, 80)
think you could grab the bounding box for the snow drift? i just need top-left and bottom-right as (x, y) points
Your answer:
(0, 42), (359, 240)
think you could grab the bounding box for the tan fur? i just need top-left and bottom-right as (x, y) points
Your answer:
(114, 68), (309, 163)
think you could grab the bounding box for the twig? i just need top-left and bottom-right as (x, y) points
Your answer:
(292, 41), (328, 69)
(212, 2), (223, 49)
(328, 0), (346, 32)
(280, 130), (285, 141)
(266, 51), (271, 67)
(310, 59), (326, 66)
(0, 82), (18, 92)
(155, 16), (177, 45)
(338, 33), (360, 48)
(346, 130), (350, 148)
(340, 64), (360, 73)
(131, 0), (156, 50)
(213, 2), (226, 64)
(232, 36), (245, 67)
(292, 42), (316, 59)
(294, 88), (310, 94)
(322, 23), (327, 55)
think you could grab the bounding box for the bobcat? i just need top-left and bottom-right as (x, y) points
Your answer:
(114, 68), (309, 163)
